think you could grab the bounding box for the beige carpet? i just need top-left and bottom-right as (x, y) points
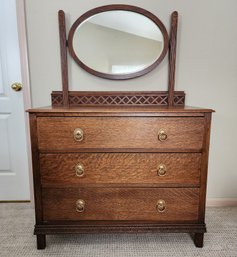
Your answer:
(0, 203), (236, 257)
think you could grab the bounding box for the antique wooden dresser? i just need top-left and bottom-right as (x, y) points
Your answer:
(28, 5), (214, 249)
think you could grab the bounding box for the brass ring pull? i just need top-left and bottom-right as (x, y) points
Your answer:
(74, 128), (84, 141)
(76, 199), (85, 212)
(156, 199), (166, 212)
(157, 164), (167, 176)
(75, 164), (84, 177)
(158, 130), (167, 141)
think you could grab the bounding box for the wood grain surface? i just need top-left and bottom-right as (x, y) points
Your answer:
(42, 187), (199, 221)
(37, 117), (205, 150)
(27, 105), (214, 114)
(40, 153), (201, 186)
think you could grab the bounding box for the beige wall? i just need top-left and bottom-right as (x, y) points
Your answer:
(25, 0), (237, 199)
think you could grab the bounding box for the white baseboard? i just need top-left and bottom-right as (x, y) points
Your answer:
(206, 198), (237, 207)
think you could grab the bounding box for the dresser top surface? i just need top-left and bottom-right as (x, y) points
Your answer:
(27, 105), (214, 114)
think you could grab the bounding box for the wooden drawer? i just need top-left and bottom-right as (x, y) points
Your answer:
(42, 187), (199, 221)
(37, 117), (205, 151)
(40, 153), (201, 186)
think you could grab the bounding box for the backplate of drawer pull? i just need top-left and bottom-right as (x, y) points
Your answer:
(158, 129), (168, 141)
(156, 199), (166, 212)
(157, 164), (167, 176)
(76, 199), (85, 212)
(74, 128), (84, 141)
(75, 163), (85, 177)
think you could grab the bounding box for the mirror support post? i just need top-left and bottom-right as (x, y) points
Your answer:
(58, 10), (69, 107)
(168, 11), (178, 107)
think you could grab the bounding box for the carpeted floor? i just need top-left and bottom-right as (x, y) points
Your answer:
(0, 203), (236, 257)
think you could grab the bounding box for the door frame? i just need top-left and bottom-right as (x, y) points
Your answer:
(15, 0), (33, 202)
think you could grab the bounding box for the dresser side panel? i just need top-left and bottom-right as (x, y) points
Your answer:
(199, 113), (212, 222)
(29, 113), (43, 223)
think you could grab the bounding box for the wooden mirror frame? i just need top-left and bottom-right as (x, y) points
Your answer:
(52, 5), (185, 108)
(67, 5), (169, 80)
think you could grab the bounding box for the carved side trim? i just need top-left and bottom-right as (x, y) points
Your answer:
(51, 91), (185, 107)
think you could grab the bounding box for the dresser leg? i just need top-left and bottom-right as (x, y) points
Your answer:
(36, 234), (46, 249)
(194, 233), (204, 248)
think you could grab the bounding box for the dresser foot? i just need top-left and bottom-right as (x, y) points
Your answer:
(194, 233), (204, 248)
(36, 234), (46, 249)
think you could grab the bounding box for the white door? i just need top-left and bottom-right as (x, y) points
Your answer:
(0, 0), (30, 200)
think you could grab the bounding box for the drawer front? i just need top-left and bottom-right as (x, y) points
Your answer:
(42, 187), (199, 221)
(37, 117), (205, 150)
(40, 153), (201, 186)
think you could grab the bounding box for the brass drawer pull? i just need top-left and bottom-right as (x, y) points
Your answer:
(157, 164), (167, 176)
(76, 199), (85, 212)
(74, 128), (84, 141)
(156, 199), (166, 212)
(75, 164), (84, 177)
(158, 129), (167, 141)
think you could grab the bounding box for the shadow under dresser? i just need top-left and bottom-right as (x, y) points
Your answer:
(28, 105), (213, 249)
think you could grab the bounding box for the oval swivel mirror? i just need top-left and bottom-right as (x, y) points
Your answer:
(68, 5), (169, 80)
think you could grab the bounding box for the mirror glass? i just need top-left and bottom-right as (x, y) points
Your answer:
(71, 11), (165, 76)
